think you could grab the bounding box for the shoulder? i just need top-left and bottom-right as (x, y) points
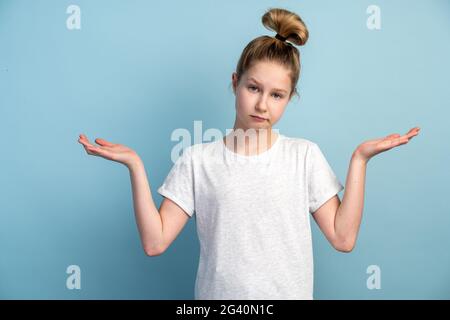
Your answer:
(279, 135), (317, 154)
(179, 139), (220, 162)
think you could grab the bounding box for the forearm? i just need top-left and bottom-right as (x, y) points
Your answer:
(127, 158), (163, 255)
(334, 153), (367, 250)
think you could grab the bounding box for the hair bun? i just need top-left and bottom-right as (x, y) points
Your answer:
(262, 8), (309, 46)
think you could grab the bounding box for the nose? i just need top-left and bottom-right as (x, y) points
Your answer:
(255, 95), (268, 113)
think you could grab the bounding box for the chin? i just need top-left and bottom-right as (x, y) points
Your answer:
(248, 123), (270, 130)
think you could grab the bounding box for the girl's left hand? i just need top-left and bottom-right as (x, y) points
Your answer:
(353, 126), (421, 163)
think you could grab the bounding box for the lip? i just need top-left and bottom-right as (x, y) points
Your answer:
(250, 115), (268, 121)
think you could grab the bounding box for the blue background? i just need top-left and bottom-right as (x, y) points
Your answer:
(0, 0), (449, 299)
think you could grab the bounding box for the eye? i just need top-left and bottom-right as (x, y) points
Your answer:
(248, 85), (258, 92)
(272, 93), (283, 100)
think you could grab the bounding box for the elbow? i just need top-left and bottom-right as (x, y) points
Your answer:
(336, 245), (354, 253)
(144, 244), (165, 257)
(333, 238), (355, 253)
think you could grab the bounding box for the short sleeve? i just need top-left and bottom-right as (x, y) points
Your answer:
(157, 147), (195, 217)
(307, 143), (344, 214)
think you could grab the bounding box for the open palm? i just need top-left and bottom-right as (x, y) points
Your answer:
(78, 134), (138, 167)
(354, 127), (421, 163)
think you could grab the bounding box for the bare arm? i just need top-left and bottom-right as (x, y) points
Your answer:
(313, 127), (420, 252)
(78, 134), (190, 257)
(312, 154), (366, 252)
(128, 158), (190, 256)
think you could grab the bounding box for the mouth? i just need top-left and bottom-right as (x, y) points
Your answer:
(250, 115), (268, 121)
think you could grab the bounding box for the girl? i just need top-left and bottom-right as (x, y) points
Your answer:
(78, 8), (420, 300)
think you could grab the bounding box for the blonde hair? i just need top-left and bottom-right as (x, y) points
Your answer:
(234, 8), (309, 100)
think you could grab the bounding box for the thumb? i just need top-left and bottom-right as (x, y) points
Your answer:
(95, 138), (115, 147)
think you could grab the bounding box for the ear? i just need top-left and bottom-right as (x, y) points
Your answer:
(289, 87), (298, 101)
(231, 72), (238, 94)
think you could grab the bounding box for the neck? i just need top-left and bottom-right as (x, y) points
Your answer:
(224, 125), (278, 156)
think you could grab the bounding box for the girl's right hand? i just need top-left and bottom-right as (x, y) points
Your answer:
(78, 134), (140, 168)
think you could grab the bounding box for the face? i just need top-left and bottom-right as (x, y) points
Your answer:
(231, 60), (292, 132)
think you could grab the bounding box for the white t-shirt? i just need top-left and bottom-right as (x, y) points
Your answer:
(157, 133), (344, 300)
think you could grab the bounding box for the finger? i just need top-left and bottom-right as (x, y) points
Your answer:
(79, 139), (96, 149)
(86, 145), (109, 157)
(79, 133), (90, 141)
(83, 145), (96, 155)
(398, 128), (420, 142)
(85, 146), (97, 156)
(78, 134), (95, 148)
(381, 136), (408, 148)
(385, 133), (401, 139)
(95, 138), (115, 147)
(394, 136), (410, 145)
(374, 133), (399, 143)
(78, 133), (91, 143)
(392, 127), (421, 143)
(79, 134), (111, 150)
(406, 127), (420, 138)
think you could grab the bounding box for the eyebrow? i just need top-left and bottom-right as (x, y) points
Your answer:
(247, 77), (288, 94)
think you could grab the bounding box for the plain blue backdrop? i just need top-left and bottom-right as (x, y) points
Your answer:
(0, 0), (449, 299)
